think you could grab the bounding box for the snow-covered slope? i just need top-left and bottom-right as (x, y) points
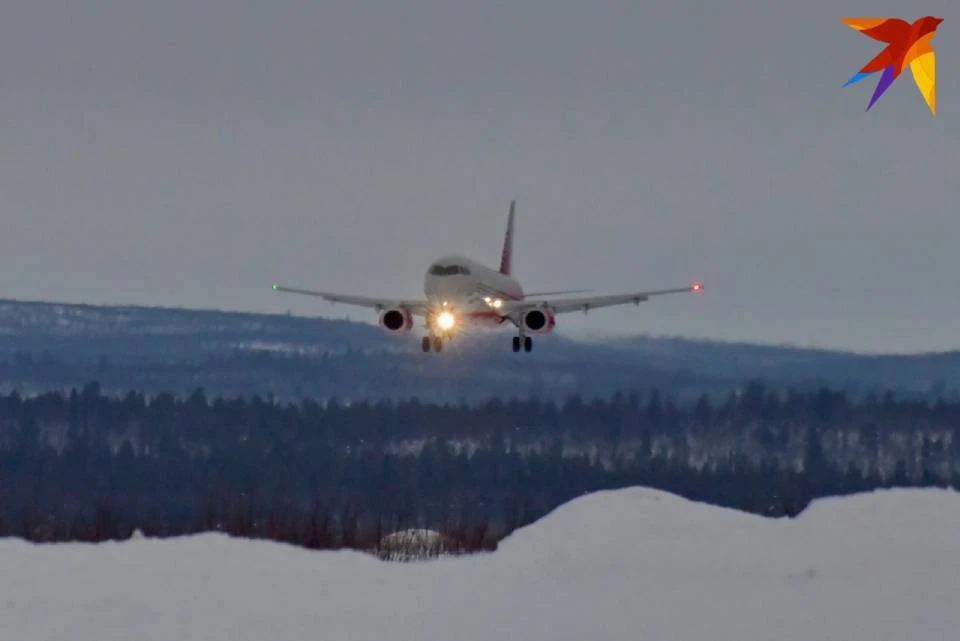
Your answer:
(1, 487), (958, 641)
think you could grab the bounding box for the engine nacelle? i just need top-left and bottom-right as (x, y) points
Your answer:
(379, 307), (414, 335)
(521, 308), (556, 335)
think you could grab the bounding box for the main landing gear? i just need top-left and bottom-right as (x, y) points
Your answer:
(423, 333), (531, 354)
(422, 335), (444, 353)
(512, 336), (533, 353)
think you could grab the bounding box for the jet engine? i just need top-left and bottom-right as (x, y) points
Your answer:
(521, 308), (556, 335)
(379, 308), (413, 334)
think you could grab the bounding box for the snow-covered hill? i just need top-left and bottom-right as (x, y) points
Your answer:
(1, 487), (958, 641)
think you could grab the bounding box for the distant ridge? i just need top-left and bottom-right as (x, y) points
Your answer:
(0, 297), (957, 402)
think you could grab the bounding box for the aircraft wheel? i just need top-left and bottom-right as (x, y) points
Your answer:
(524, 336), (533, 352)
(421, 336), (431, 352)
(433, 336), (443, 352)
(512, 336), (520, 352)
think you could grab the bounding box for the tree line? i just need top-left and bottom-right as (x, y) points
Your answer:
(0, 382), (956, 553)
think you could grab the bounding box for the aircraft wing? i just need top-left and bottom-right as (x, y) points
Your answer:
(502, 282), (703, 315)
(272, 284), (431, 314)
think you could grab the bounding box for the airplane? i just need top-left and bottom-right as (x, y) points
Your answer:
(272, 201), (703, 353)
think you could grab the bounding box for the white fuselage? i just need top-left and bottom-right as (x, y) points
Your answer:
(424, 255), (523, 327)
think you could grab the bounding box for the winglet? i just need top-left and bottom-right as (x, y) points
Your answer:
(499, 200), (515, 275)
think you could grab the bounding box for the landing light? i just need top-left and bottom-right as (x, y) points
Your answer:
(492, 299), (503, 308)
(437, 311), (456, 330)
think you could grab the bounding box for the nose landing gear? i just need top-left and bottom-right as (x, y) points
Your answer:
(421, 334), (445, 353)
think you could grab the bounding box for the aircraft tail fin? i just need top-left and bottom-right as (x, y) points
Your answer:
(499, 200), (515, 275)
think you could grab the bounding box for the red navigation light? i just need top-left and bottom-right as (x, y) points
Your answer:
(691, 281), (704, 292)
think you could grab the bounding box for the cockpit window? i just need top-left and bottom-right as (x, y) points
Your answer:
(429, 265), (470, 276)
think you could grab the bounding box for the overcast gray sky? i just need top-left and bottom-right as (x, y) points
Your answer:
(0, 1), (956, 353)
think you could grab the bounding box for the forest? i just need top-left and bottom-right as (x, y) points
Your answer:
(0, 382), (956, 554)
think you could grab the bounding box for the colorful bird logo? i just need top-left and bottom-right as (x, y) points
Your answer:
(840, 16), (942, 115)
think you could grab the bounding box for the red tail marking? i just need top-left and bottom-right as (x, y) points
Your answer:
(499, 200), (515, 275)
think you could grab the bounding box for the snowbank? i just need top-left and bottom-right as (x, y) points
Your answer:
(1, 487), (958, 641)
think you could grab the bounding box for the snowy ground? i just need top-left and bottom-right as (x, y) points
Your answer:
(2, 487), (958, 641)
